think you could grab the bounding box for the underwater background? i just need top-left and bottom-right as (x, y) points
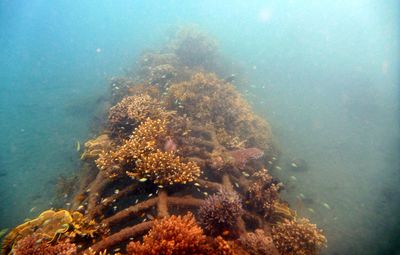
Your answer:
(0, 0), (399, 254)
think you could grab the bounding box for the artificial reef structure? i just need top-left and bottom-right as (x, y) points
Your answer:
(1, 26), (326, 255)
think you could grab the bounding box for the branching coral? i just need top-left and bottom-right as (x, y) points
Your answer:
(96, 118), (200, 185)
(239, 229), (279, 255)
(126, 212), (211, 254)
(108, 94), (170, 138)
(130, 149), (201, 185)
(11, 234), (77, 255)
(167, 72), (273, 152)
(271, 218), (327, 255)
(198, 190), (243, 236)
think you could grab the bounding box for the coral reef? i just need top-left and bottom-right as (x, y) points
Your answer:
(198, 190), (243, 236)
(271, 218), (327, 255)
(167, 72), (273, 152)
(96, 118), (200, 185)
(2, 26), (327, 255)
(245, 169), (280, 219)
(1, 209), (99, 255)
(11, 234), (77, 255)
(239, 229), (279, 255)
(107, 94), (170, 139)
(126, 212), (211, 254)
(167, 25), (218, 70)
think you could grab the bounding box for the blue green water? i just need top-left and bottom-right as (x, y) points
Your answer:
(0, 1), (399, 254)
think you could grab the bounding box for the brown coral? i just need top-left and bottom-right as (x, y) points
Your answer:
(126, 212), (211, 255)
(271, 218), (327, 255)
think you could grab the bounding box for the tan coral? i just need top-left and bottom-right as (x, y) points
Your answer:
(167, 72), (273, 153)
(272, 218), (327, 255)
(97, 118), (200, 185)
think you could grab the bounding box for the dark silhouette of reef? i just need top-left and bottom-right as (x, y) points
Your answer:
(1, 26), (326, 255)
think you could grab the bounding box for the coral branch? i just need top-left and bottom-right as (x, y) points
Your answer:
(85, 221), (153, 253)
(157, 190), (169, 217)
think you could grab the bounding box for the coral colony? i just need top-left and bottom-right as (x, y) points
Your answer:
(1, 26), (326, 255)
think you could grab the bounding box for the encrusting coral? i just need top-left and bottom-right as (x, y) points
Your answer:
(271, 218), (327, 255)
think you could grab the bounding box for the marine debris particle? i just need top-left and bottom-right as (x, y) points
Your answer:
(2, 26), (326, 255)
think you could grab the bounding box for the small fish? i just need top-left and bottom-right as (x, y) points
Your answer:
(139, 178), (148, 182)
(203, 192), (208, 196)
(322, 203), (331, 210)
(148, 193), (153, 197)
(114, 189), (119, 194)
(299, 193), (305, 199)
(194, 183), (201, 187)
(76, 140), (81, 152)
(147, 214), (154, 220)
(29, 206), (37, 213)
(291, 162), (298, 168)
(234, 182), (240, 188)
(158, 185), (164, 188)
(242, 171), (250, 177)
(290, 176), (297, 181)
(135, 199), (139, 204)
(275, 166), (282, 170)
(308, 208), (315, 213)
(113, 206), (117, 211)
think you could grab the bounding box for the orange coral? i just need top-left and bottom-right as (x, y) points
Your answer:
(126, 212), (210, 255)
(271, 218), (327, 255)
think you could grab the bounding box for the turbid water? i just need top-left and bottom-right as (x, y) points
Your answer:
(0, 1), (399, 254)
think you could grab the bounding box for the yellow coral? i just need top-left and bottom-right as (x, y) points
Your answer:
(2, 210), (98, 254)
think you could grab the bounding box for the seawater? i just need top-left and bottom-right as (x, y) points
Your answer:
(0, 1), (399, 254)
